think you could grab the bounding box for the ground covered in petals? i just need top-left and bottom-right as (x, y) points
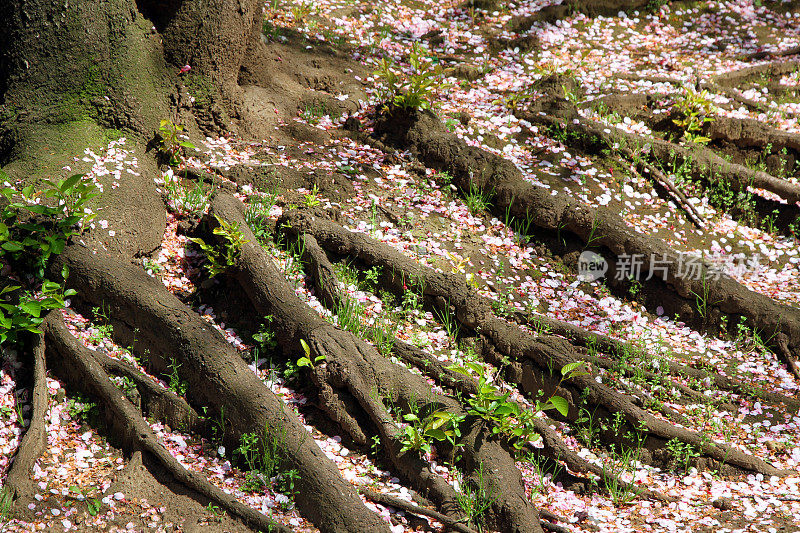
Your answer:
(3, 0), (800, 532)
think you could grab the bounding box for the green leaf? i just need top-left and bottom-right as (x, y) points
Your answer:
(50, 239), (65, 255)
(428, 416), (447, 430)
(300, 338), (311, 358)
(425, 428), (447, 441)
(549, 395), (569, 417)
(61, 215), (83, 226)
(1, 241), (23, 252)
(60, 174), (83, 193)
(561, 362), (583, 377)
(19, 300), (42, 318)
(0, 285), (20, 296)
(466, 361), (484, 375)
(446, 364), (470, 376)
(492, 405), (515, 416)
(42, 281), (60, 293)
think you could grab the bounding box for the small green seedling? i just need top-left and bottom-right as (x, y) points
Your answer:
(296, 339), (325, 368)
(158, 119), (196, 166)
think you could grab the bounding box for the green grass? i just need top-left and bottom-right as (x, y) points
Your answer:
(462, 180), (494, 215)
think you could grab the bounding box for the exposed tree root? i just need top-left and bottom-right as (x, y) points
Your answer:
(292, 223), (479, 395)
(360, 488), (478, 533)
(528, 417), (672, 503)
(709, 61), (800, 116)
(519, 96), (800, 205)
(392, 339), (481, 395)
(632, 155), (705, 228)
(209, 192), (545, 533)
(614, 61), (800, 117)
(705, 115), (800, 155)
(713, 60), (800, 89)
(705, 83), (777, 115)
(510, 310), (800, 410)
(745, 46), (800, 61)
(372, 105), (800, 388)
(278, 216), (652, 497)
(578, 352), (731, 410)
(278, 208), (791, 477)
(609, 73), (778, 115)
(44, 313), (293, 533)
(52, 244), (391, 533)
(2, 333), (48, 502)
(88, 347), (203, 434)
(283, 218), (678, 504)
(586, 89), (800, 158)
(665, 359), (800, 411)
(505, 0), (656, 30)
(209, 203), (466, 527)
(537, 517), (572, 533)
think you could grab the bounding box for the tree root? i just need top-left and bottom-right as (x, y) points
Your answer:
(53, 244), (390, 533)
(361, 485), (573, 533)
(210, 192), (544, 533)
(538, 519), (572, 533)
(392, 339), (480, 395)
(372, 105), (800, 391)
(705, 81), (777, 115)
(44, 312), (293, 533)
(277, 210), (678, 500)
(744, 46), (800, 61)
(629, 153), (705, 228)
(558, 356), (693, 423)
(609, 72), (789, 115)
(278, 208), (790, 477)
(2, 332), (48, 502)
(511, 310), (800, 410)
(88, 347), (203, 433)
(505, 0), (655, 30)
(518, 96), (800, 205)
(713, 60), (800, 89)
(293, 223), (479, 396)
(589, 87), (800, 157)
(360, 488), (478, 533)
